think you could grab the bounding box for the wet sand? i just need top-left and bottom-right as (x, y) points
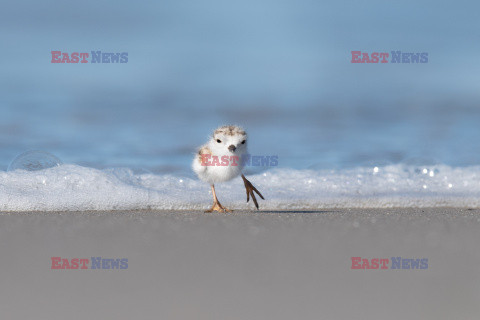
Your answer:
(1, 208), (479, 319)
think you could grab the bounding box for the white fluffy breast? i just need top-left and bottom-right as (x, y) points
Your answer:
(192, 145), (245, 184)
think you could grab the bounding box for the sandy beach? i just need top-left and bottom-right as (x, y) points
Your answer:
(1, 208), (479, 319)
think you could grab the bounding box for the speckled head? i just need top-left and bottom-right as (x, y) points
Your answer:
(210, 125), (247, 155)
(213, 125), (246, 137)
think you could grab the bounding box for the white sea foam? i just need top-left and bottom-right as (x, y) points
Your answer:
(0, 164), (479, 211)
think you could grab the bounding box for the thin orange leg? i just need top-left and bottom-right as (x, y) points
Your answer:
(205, 184), (232, 213)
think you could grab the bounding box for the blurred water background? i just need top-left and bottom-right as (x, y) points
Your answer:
(1, 0), (479, 176)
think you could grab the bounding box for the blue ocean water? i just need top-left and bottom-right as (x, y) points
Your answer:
(1, 0), (479, 175)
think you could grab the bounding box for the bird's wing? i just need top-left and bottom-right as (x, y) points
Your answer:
(193, 145), (212, 174)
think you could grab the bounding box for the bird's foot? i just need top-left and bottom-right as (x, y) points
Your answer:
(205, 201), (232, 213)
(241, 174), (265, 209)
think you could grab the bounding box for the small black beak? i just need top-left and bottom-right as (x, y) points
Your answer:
(228, 145), (236, 152)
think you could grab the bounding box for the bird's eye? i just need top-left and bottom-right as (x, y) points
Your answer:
(241, 140), (246, 144)
(216, 139), (222, 143)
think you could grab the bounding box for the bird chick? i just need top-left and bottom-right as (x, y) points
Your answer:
(192, 125), (264, 212)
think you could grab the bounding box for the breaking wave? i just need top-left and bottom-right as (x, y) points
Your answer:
(1, 163), (480, 211)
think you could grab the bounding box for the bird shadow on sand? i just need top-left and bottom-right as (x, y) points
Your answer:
(241, 210), (337, 214)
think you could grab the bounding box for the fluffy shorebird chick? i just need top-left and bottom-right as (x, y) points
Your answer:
(192, 125), (264, 212)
